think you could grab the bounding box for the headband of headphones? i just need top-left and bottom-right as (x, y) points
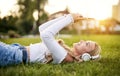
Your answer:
(81, 53), (100, 61)
(91, 54), (100, 59)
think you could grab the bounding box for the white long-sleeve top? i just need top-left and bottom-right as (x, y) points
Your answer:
(29, 14), (74, 63)
(29, 43), (51, 63)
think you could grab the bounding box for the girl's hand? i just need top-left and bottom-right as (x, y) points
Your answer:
(78, 59), (83, 63)
(73, 55), (83, 62)
(71, 13), (83, 22)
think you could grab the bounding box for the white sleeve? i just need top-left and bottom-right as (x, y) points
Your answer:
(40, 14), (74, 64)
(39, 15), (65, 32)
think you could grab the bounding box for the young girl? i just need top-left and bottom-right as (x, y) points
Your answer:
(0, 14), (101, 66)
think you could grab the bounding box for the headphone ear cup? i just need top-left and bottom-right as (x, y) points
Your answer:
(81, 53), (91, 61)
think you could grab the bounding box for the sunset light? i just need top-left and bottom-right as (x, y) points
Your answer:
(45, 0), (119, 20)
(0, 0), (119, 20)
(0, 0), (18, 18)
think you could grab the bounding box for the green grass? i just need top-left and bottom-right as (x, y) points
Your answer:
(0, 34), (120, 76)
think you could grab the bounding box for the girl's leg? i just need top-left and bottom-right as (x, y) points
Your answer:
(40, 14), (74, 63)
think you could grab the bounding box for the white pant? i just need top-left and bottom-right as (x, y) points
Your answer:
(39, 14), (74, 63)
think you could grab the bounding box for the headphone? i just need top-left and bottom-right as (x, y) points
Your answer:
(81, 53), (100, 61)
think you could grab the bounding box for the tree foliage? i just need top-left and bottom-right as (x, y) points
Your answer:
(0, 0), (48, 35)
(17, 0), (48, 34)
(0, 16), (18, 33)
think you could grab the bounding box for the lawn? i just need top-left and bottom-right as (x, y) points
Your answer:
(0, 34), (120, 76)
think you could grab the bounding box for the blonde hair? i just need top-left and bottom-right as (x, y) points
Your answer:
(58, 39), (101, 59)
(57, 39), (71, 52)
(89, 42), (101, 56)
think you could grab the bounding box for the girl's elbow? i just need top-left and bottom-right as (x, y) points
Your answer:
(40, 31), (53, 40)
(39, 25), (42, 33)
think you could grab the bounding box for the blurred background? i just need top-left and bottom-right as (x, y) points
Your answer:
(0, 0), (120, 38)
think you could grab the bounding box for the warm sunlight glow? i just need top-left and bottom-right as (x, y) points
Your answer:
(33, 10), (39, 21)
(45, 0), (119, 20)
(0, 0), (119, 20)
(0, 0), (17, 18)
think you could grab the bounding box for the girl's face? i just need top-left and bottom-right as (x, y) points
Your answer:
(73, 40), (96, 55)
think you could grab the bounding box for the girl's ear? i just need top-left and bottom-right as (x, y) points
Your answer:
(57, 39), (64, 45)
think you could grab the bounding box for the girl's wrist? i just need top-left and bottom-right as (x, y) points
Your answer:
(71, 13), (83, 22)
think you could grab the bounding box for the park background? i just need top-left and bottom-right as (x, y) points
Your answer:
(0, 0), (120, 76)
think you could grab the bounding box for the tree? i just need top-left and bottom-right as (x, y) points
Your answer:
(99, 18), (116, 34)
(35, 0), (48, 25)
(17, 0), (48, 34)
(0, 16), (18, 33)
